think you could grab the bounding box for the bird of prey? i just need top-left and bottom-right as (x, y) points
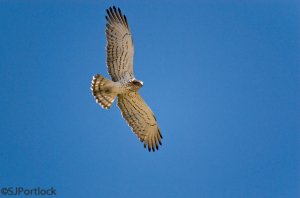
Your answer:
(91, 6), (163, 152)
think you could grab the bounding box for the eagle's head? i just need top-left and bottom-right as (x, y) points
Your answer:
(131, 79), (143, 90)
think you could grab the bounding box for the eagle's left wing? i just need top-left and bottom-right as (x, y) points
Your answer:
(117, 92), (163, 152)
(106, 6), (134, 83)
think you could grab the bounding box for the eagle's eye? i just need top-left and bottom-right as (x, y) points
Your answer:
(132, 80), (143, 87)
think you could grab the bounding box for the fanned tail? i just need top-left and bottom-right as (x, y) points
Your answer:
(91, 74), (117, 109)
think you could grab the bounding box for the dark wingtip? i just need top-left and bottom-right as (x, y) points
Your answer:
(143, 143), (161, 152)
(124, 15), (128, 25)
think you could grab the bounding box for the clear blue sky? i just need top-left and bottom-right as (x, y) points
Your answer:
(0, 1), (299, 198)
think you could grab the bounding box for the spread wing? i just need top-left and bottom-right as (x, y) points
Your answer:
(117, 92), (163, 152)
(106, 6), (134, 83)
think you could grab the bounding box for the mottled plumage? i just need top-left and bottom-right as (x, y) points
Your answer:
(91, 6), (163, 152)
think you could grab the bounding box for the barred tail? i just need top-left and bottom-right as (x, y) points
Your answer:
(91, 74), (117, 109)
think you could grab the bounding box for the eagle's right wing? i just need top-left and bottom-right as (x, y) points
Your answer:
(117, 92), (163, 152)
(105, 6), (135, 83)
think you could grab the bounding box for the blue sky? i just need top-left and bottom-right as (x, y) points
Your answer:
(0, 1), (299, 198)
